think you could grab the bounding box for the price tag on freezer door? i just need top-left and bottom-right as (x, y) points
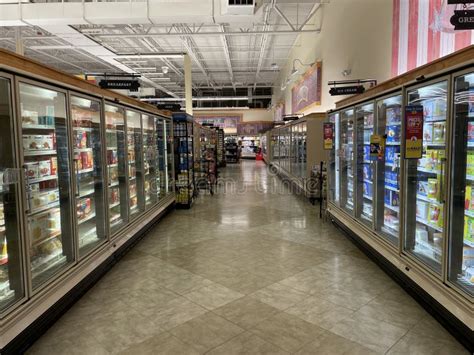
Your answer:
(323, 122), (334, 150)
(405, 105), (424, 159)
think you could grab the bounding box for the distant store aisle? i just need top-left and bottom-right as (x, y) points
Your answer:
(28, 161), (468, 354)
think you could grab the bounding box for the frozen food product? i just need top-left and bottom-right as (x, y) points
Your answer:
(386, 125), (400, 143)
(30, 190), (59, 210)
(38, 160), (52, 177)
(25, 162), (40, 179)
(433, 122), (445, 143)
(77, 198), (92, 221)
(423, 123), (433, 142)
(386, 107), (401, 124)
(417, 201), (430, 220)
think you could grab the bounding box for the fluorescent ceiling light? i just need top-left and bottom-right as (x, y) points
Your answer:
(30, 45), (74, 50)
(134, 67), (157, 71)
(114, 53), (185, 59)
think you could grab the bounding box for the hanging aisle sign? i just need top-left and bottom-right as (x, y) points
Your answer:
(323, 122), (334, 150)
(450, 10), (474, 30)
(405, 106), (424, 159)
(329, 85), (365, 96)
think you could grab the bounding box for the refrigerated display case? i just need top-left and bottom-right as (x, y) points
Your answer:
(156, 117), (167, 199)
(105, 104), (127, 234)
(70, 95), (106, 257)
(375, 94), (402, 245)
(0, 49), (176, 352)
(450, 69), (474, 296)
(165, 120), (174, 194)
(19, 81), (74, 291)
(173, 113), (194, 208)
(340, 108), (355, 214)
(326, 46), (474, 351)
(404, 79), (448, 273)
(126, 110), (144, 218)
(355, 103), (375, 226)
(0, 74), (24, 314)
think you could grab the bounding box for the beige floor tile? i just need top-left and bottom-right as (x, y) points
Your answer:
(146, 297), (208, 331)
(213, 296), (280, 329)
(387, 332), (469, 355)
(313, 286), (377, 311)
(118, 332), (200, 355)
(279, 272), (335, 294)
(409, 315), (462, 344)
(206, 331), (289, 355)
(169, 312), (244, 353)
(184, 283), (244, 310)
(249, 312), (326, 353)
(329, 313), (408, 353)
(214, 272), (275, 294)
(161, 271), (215, 295)
(295, 331), (378, 355)
(249, 282), (308, 310)
(285, 296), (354, 330)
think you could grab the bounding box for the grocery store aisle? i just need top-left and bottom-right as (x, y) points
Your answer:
(28, 161), (467, 355)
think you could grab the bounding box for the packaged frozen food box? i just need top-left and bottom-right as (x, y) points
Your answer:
(363, 165), (371, 180)
(415, 227), (429, 243)
(35, 135), (54, 150)
(364, 113), (374, 126)
(25, 162), (40, 179)
(76, 131), (88, 149)
(423, 123), (433, 143)
(417, 201), (430, 220)
(428, 204), (443, 226)
(465, 217), (474, 246)
(386, 125), (400, 143)
(38, 160), (52, 177)
(30, 189), (59, 210)
(465, 186), (472, 211)
(468, 122), (474, 143)
(107, 150), (118, 165)
(50, 157), (57, 176)
(386, 107), (401, 124)
(109, 166), (118, 183)
(433, 122), (445, 143)
(109, 187), (120, 203)
(391, 191), (399, 206)
(427, 178), (440, 200)
(417, 181), (429, 197)
(22, 110), (39, 125)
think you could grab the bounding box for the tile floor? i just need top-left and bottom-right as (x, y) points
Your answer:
(27, 161), (469, 354)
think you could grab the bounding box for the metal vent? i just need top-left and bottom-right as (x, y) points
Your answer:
(228, 0), (254, 5)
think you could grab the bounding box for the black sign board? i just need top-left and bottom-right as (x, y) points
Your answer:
(156, 103), (182, 111)
(450, 10), (474, 30)
(99, 79), (140, 92)
(448, 0), (474, 4)
(329, 85), (365, 96)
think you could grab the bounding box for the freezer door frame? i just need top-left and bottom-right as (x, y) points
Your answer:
(0, 72), (29, 318)
(446, 67), (474, 302)
(104, 101), (130, 240)
(401, 74), (452, 281)
(354, 100), (376, 229)
(67, 91), (108, 260)
(339, 107), (356, 217)
(14, 76), (76, 296)
(373, 91), (405, 251)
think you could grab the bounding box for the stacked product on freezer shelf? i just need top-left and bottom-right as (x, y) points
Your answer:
(173, 114), (194, 208)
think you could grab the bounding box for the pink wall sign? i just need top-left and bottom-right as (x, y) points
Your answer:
(291, 62), (322, 114)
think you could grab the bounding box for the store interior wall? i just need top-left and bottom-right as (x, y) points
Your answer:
(273, 0), (393, 115)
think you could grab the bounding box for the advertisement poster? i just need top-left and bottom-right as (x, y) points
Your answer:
(291, 62), (322, 114)
(194, 114), (241, 134)
(237, 121), (274, 136)
(405, 105), (424, 159)
(323, 122), (334, 150)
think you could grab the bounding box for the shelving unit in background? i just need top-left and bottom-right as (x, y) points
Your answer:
(225, 138), (240, 163)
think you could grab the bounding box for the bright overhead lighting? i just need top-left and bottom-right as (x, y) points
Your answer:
(271, 63), (279, 70)
(162, 66), (169, 74)
(113, 53), (185, 59)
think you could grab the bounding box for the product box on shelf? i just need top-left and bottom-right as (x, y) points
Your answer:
(385, 171), (398, 188)
(38, 160), (52, 177)
(25, 162), (40, 179)
(423, 123), (433, 143)
(464, 217), (474, 246)
(467, 152), (474, 176)
(363, 146), (370, 161)
(465, 185), (474, 211)
(386, 125), (401, 143)
(418, 180), (430, 197)
(363, 165), (371, 180)
(23, 134), (55, 151)
(108, 166), (118, 184)
(76, 198), (92, 221)
(385, 146), (400, 164)
(80, 151), (93, 170)
(424, 98), (447, 121)
(428, 204), (443, 227)
(22, 110), (39, 126)
(468, 122), (474, 143)
(363, 182), (372, 197)
(433, 122), (446, 143)
(364, 113), (374, 126)
(29, 190), (59, 211)
(75, 131), (88, 149)
(427, 178), (440, 200)
(415, 225), (429, 243)
(387, 107), (401, 124)
(417, 201), (430, 220)
(29, 209), (61, 244)
(109, 187), (120, 204)
(107, 150), (118, 165)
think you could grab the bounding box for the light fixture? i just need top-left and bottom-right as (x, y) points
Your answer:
(280, 58), (316, 91)
(271, 62), (279, 71)
(342, 69), (351, 77)
(162, 66), (169, 74)
(113, 53), (185, 59)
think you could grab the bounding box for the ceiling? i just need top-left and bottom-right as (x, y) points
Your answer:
(0, 0), (323, 106)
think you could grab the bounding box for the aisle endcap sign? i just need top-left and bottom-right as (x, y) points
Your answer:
(323, 122), (334, 150)
(405, 105), (424, 159)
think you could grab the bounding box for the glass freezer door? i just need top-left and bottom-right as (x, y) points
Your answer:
(329, 113), (339, 204)
(70, 95), (106, 257)
(105, 104), (127, 235)
(449, 70), (474, 296)
(404, 80), (448, 273)
(126, 110), (144, 218)
(165, 120), (173, 194)
(157, 118), (166, 199)
(355, 103), (375, 226)
(375, 94), (402, 245)
(20, 82), (74, 290)
(142, 114), (158, 208)
(340, 109), (355, 214)
(0, 76), (24, 313)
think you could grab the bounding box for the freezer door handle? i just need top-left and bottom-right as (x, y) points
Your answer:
(21, 165), (31, 214)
